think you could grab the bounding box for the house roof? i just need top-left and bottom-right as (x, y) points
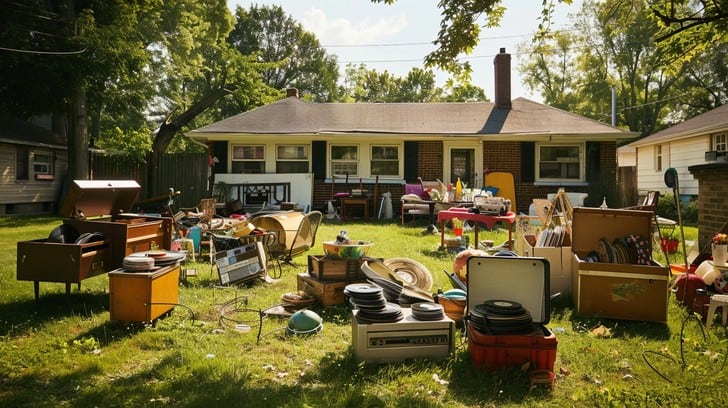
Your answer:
(629, 103), (728, 147)
(0, 113), (66, 148)
(187, 96), (633, 140)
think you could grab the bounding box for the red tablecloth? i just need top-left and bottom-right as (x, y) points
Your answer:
(437, 208), (516, 249)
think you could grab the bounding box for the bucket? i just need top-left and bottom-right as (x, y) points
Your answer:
(188, 226), (201, 254)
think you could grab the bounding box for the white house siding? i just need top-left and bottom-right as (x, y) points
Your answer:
(0, 143), (67, 212)
(635, 136), (709, 196)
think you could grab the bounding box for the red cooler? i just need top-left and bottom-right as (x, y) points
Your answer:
(466, 256), (557, 381)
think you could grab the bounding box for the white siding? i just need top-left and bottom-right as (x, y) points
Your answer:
(635, 135), (710, 196)
(0, 143), (67, 205)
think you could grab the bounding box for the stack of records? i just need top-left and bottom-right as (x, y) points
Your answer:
(366, 276), (403, 303)
(469, 300), (538, 335)
(122, 256), (156, 272)
(345, 283), (403, 323)
(410, 302), (444, 321)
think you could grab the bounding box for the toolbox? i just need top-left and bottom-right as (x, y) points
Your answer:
(571, 208), (670, 322)
(60, 180), (173, 269)
(466, 256), (557, 377)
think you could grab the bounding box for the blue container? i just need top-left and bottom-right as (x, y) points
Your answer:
(188, 226), (201, 254)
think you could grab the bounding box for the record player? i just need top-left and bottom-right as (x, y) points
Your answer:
(352, 307), (455, 363)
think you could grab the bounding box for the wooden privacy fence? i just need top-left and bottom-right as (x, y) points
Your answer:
(91, 152), (208, 209)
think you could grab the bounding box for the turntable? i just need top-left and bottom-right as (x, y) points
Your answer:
(352, 307), (455, 363)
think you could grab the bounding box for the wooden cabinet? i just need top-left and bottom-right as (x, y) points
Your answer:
(17, 239), (112, 300)
(109, 264), (180, 322)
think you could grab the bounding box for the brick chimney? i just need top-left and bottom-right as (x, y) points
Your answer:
(493, 48), (511, 109)
(286, 88), (299, 98)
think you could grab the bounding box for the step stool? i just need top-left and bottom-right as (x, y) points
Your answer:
(706, 294), (728, 330)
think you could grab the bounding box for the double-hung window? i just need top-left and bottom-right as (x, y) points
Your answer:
(231, 145), (265, 174)
(276, 145), (309, 173)
(330, 145), (358, 176)
(714, 133), (727, 152)
(536, 143), (583, 181)
(370, 145), (399, 176)
(33, 151), (54, 180)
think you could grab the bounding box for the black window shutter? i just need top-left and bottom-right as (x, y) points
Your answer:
(404, 141), (419, 183)
(585, 142), (600, 181)
(312, 141), (326, 179)
(212, 141), (227, 174)
(520, 142), (535, 183)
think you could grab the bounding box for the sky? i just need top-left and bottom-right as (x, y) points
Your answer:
(227, 0), (582, 103)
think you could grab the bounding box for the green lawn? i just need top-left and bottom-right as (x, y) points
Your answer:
(0, 215), (724, 407)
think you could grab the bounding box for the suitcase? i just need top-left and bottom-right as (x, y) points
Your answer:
(466, 256), (557, 384)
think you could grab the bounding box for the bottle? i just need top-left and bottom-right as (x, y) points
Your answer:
(455, 178), (463, 202)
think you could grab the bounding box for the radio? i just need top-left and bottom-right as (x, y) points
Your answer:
(352, 308), (455, 363)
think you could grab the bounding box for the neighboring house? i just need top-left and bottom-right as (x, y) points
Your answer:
(0, 113), (67, 215)
(186, 49), (636, 214)
(623, 103), (728, 199)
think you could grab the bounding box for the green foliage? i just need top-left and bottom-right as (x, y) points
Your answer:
(340, 63), (486, 103)
(229, 4), (340, 102)
(97, 126), (153, 160)
(657, 192), (698, 225)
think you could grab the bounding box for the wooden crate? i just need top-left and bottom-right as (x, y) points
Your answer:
(108, 264), (180, 322)
(297, 272), (364, 306)
(308, 255), (381, 282)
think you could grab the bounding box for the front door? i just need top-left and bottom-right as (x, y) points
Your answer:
(450, 148), (475, 187)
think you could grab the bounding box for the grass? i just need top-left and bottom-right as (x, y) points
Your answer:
(1, 215), (726, 407)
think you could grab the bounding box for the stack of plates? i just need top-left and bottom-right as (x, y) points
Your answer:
(469, 299), (537, 335)
(410, 302), (444, 321)
(122, 256), (155, 272)
(126, 250), (187, 267)
(345, 283), (403, 323)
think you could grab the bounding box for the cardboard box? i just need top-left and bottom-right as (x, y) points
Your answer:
(571, 207), (670, 322)
(109, 264), (180, 322)
(518, 235), (572, 296)
(297, 272), (364, 306)
(466, 256), (557, 376)
(17, 239), (112, 300)
(308, 255), (381, 282)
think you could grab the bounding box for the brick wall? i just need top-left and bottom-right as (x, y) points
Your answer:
(483, 141), (616, 214)
(311, 140), (618, 216)
(689, 162), (728, 248)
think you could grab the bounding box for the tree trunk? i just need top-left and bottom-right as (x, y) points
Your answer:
(144, 87), (231, 199)
(68, 84), (89, 180)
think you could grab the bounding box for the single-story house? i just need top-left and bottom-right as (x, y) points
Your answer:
(186, 49), (636, 215)
(621, 103), (728, 199)
(0, 113), (67, 215)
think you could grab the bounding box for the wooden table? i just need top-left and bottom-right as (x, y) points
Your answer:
(340, 197), (375, 220)
(437, 207), (516, 249)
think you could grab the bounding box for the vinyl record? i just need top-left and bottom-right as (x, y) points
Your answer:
(383, 258), (433, 291)
(344, 283), (383, 296)
(483, 299), (523, 311)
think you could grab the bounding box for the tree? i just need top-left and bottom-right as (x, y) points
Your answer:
(649, 0), (728, 42)
(339, 64), (486, 102)
(228, 4), (340, 102)
(519, 0), (693, 136)
(372, 0), (574, 77)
